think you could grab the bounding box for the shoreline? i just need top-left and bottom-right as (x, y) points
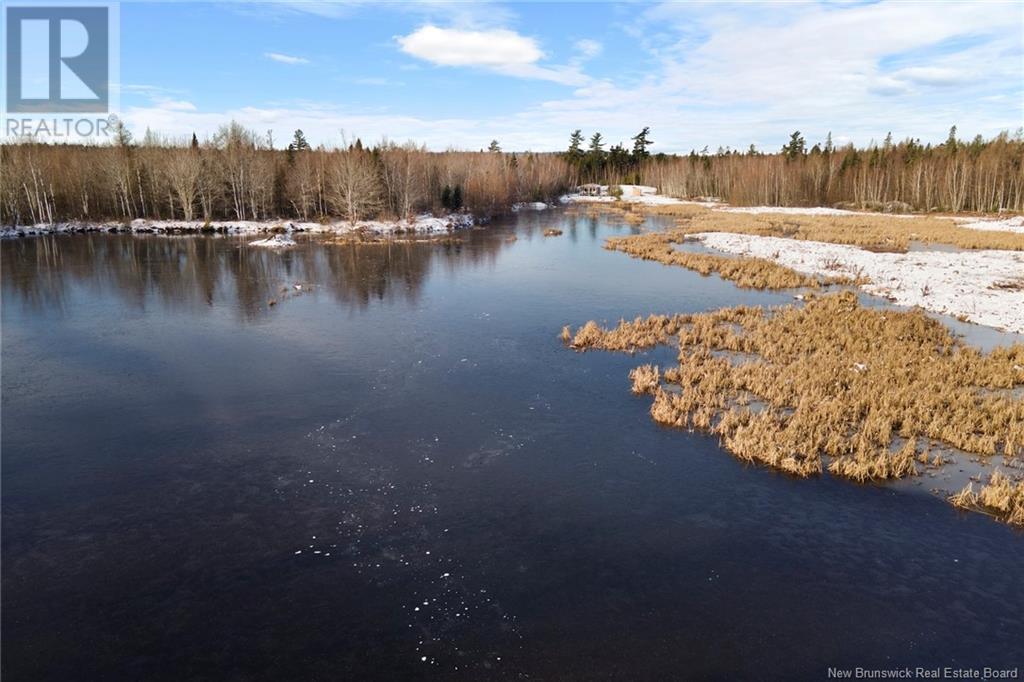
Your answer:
(690, 231), (1024, 334)
(0, 211), (482, 241)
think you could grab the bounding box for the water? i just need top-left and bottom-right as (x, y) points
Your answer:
(3, 211), (1022, 681)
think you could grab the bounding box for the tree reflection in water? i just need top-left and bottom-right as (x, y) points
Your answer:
(1, 231), (510, 320)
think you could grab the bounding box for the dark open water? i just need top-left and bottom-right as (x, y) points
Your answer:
(2, 211), (1022, 680)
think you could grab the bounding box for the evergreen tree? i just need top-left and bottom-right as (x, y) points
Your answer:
(631, 126), (653, 159)
(608, 143), (630, 169)
(191, 132), (199, 150)
(451, 185), (463, 210)
(567, 129), (584, 157)
(441, 185), (452, 210)
(488, 140), (501, 153)
(824, 132), (834, 155)
(747, 143), (757, 156)
(588, 132), (605, 156)
(782, 130), (806, 160)
(946, 125), (958, 152)
(288, 129), (311, 152)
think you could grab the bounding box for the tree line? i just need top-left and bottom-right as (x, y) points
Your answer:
(1, 123), (569, 226)
(2, 122), (1021, 226)
(573, 126), (1023, 212)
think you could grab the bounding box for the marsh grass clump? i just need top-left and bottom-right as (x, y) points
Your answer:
(564, 292), (1024, 519)
(629, 364), (660, 394)
(544, 228), (564, 237)
(676, 211), (1024, 252)
(950, 471), (1024, 526)
(605, 231), (848, 289)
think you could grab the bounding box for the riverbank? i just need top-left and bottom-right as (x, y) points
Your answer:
(0, 212), (478, 241)
(562, 188), (1024, 334)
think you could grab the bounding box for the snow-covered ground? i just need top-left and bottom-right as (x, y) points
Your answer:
(249, 234), (297, 248)
(719, 206), (863, 216)
(560, 192), (616, 204)
(690, 232), (1024, 333)
(955, 215), (1024, 234)
(561, 185), (720, 207)
(0, 213), (476, 239)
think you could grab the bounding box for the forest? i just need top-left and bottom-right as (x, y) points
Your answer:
(2, 122), (1021, 226)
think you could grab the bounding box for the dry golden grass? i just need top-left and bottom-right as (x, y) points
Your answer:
(564, 292), (1024, 508)
(629, 364), (660, 394)
(950, 470), (1024, 526)
(620, 202), (710, 218)
(605, 230), (852, 289)
(676, 211), (1024, 252)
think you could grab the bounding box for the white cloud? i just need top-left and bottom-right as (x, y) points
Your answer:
(397, 25), (541, 67)
(155, 99), (197, 112)
(396, 25), (589, 85)
(264, 51), (310, 65)
(893, 66), (970, 87)
(574, 39), (602, 60)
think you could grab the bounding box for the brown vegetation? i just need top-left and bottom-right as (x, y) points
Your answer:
(675, 210), (1024, 252)
(950, 471), (1024, 527)
(564, 292), (1024, 522)
(543, 228), (564, 237)
(604, 230), (852, 289)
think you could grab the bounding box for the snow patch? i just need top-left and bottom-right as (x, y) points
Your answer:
(955, 215), (1024, 234)
(690, 232), (1024, 334)
(249, 234), (296, 248)
(0, 212), (477, 239)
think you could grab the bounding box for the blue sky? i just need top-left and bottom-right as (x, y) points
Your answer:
(113, 0), (1023, 152)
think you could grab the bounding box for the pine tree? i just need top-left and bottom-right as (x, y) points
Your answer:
(631, 126), (653, 159)
(451, 185), (463, 210)
(289, 129), (311, 152)
(488, 140), (501, 153)
(946, 125), (958, 153)
(588, 132), (605, 156)
(191, 132), (199, 150)
(824, 132), (834, 155)
(783, 130), (806, 160)
(441, 185), (452, 210)
(567, 129), (584, 157)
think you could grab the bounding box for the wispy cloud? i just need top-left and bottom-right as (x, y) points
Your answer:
(264, 51), (310, 65)
(574, 39), (602, 60)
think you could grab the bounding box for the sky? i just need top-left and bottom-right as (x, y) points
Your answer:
(109, 0), (1024, 152)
